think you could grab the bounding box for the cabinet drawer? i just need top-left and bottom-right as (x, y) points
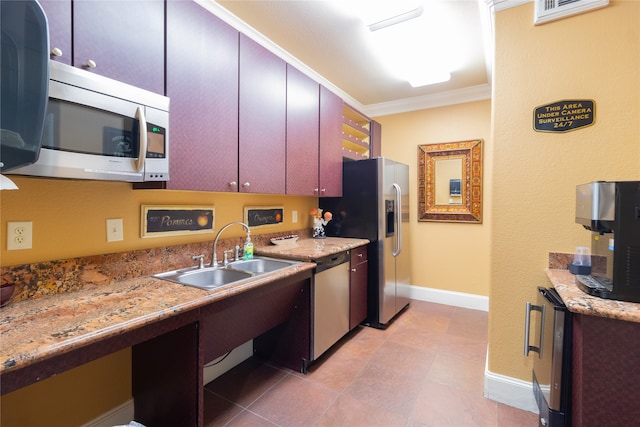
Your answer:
(350, 245), (367, 264)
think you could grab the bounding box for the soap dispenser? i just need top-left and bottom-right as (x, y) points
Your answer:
(243, 235), (254, 260)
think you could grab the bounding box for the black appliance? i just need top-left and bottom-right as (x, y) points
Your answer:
(574, 181), (640, 302)
(0, 0), (49, 172)
(525, 287), (572, 427)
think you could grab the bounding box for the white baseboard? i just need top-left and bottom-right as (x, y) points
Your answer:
(80, 399), (134, 427)
(409, 284), (489, 312)
(203, 339), (253, 384)
(484, 364), (538, 413)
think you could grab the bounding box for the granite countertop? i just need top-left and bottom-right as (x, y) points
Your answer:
(0, 261), (315, 376)
(255, 237), (369, 261)
(0, 236), (368, 377)
(546, 268), (640, 323)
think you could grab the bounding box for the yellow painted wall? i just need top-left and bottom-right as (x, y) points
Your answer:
(1, 349), (131, 427)
(376, 99), (492, 296)
(489, 1), (639, 381)
(1, 176), (317, 266)
(0, 176), (316, 425)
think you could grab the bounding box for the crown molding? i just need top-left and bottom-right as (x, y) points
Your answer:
(361, 84), (492, 118)
(485, 0), (531, 13)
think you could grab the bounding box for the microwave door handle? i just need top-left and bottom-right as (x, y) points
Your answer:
(392, 183), (402, 257)
(135, 106), (147, 173)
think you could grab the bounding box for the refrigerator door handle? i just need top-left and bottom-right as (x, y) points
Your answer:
(392, 183), (402, 257)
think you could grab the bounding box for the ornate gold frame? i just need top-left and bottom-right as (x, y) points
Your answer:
(418, 139), (483, 223)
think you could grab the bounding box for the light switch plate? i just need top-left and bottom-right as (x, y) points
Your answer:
(106, 218), (124, 242)
(292, 210), (298, 223)
(7, 221), (32, 250)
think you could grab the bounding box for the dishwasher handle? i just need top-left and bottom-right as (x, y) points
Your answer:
(314, 251), (350, 273)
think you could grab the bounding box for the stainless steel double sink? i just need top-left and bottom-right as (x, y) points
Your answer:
(153, 257), (300, 290)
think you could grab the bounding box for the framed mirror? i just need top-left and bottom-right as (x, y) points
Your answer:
(418, 139), (483, 223)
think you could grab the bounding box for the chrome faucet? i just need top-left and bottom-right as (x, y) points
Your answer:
(212, 221), (251, 267)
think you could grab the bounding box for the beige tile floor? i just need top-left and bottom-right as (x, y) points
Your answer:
(203, 300), (538, 426)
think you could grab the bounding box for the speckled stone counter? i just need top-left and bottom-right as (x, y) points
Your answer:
(546, 268), (640, 324)
(255, 237), (369, 260)
(547, 255), (640, 426)
(546, 253), (640, 426)
(0, 261), (315, 379)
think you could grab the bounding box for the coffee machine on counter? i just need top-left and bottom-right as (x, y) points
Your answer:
(575, 181), (640, 302)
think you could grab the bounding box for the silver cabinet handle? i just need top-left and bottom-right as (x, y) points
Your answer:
(84, 59), (97, 69)
(314, 188), (319, 194)
(320, 188), (326, 194)
(524, 302), (545, 357)
(135, 107), (147, 173)
(242, 182), (250, 188)
(51, 47), (63, 57)
(229, 181), (237, 188)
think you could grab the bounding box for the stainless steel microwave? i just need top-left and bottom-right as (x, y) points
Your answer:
(9, 60), (169, 182)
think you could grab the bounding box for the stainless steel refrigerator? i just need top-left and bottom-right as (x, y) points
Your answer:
(321, 157), (411, 328)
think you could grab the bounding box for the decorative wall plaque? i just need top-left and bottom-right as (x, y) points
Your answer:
(244, 206), (284, 228)
(533, 99), (595, 133)
(141, 205), (215, 238)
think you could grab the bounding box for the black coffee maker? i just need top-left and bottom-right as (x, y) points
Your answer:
(575, 181), (640, 302)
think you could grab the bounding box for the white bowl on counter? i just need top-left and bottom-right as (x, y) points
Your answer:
(270, 235), (299, 246)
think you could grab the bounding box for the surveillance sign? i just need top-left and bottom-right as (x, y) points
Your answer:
(533, 99), (595, 133)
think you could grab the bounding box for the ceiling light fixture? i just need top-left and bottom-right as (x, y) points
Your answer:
(407, 70), (451, 88)
(368, 5), (423, 31)
(331, 0), (459, 88)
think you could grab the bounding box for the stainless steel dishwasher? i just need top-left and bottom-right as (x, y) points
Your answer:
(313, 251), (350, 360)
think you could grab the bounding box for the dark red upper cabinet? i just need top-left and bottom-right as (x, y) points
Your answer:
(165, 1), (239, 192)
(319, 86), (343, 197)
(38, 0), (72, 65)
(238, 34), (287, 194)
(286, 65), (320, 196)
(73, 0), (165, 94)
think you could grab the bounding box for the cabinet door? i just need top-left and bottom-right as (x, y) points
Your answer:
(319, 86), (343, 197)
(165, 1), (239, 192)
(349, 246), (368, 329)
(38, 0), (71, 65)
(370, 119), (382, 158)
(73, 0), (164, 94)
(239, 34), (286, 194)
(349, 261), (368, 329)
(286, 65), (320, 196)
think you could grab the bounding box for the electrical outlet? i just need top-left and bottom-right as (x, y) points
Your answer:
(7, 221), (32, 250)
(292, 210), (298, 223)
(106, 218), (124, 242)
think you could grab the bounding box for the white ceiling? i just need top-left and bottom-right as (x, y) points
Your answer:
(210, 0), (495, 116)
